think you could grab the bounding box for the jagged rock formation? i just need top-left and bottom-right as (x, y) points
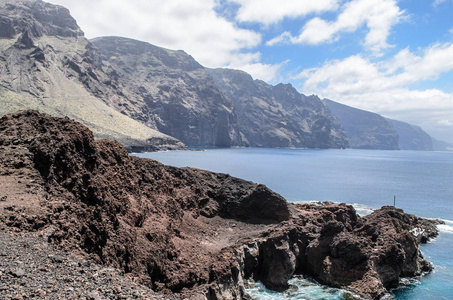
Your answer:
(387, 118), (433, 151)
(207, 69), (348, 148)
(0, 0), (185, 151)
(0, 110), (441, 299)
(324, 99), (399, 150)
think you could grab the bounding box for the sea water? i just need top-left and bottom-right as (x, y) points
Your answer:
(134, 148), (453, 299)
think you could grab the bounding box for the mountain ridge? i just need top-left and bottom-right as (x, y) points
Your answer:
(92, 36), (349, 149)
(323, 99), (445, 151)
(0, 0), (185, 152)
(0, 0), (449, 151)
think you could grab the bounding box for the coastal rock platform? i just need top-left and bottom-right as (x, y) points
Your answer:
(0, 110), (441, 299)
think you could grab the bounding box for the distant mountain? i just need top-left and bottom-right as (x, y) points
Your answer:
(0, 0), (349, 150)
(323, 99), (446, 151)
(0, 0), (184, 151)
(432, 138), (453, 151)
(207, 68), (348, 148)
(386, 119), (433, 151)
(2, 0), (445, 151)
(323, 99), (399, 150)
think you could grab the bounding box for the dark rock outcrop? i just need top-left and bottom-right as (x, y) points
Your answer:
(207, 69), (348, 148)
(323, 99), (399, 150)
(0, 110), (441, 299)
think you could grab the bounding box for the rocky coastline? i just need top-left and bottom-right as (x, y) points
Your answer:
(0, 110), (442, 299)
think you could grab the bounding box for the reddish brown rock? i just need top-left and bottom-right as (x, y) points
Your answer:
(0, 110), (441, 299)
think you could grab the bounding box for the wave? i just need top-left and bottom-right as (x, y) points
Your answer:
(437, 219), (453, 234)
(246, 277), (347, 300)
(350, 203), (376, 217)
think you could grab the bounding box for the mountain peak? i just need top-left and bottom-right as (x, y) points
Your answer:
(0, 0), (83, 40)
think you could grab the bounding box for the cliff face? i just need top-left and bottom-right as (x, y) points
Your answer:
(91, 37), (239, 148)
(208, 69), (348, 148)
(92, 38), (349, 149)
(387, 118), (433, 151)
(324, 99), (399, 150)
(324, 99), (439, 151)
(0, 0), (185, 151)
(0, 110), (440, 299)
(432, 137), (453, 151)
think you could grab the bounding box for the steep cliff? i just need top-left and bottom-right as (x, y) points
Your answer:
(432, 138), (453, 151)
(91, 37), (239, 147)
(208, 68), (348, 148)
(0, 110), (440, 299)
(92, 38), (349, 149)
(387, 118), (433, 151)
(323, 99), (399, 150)
(0, 0), (185, 151)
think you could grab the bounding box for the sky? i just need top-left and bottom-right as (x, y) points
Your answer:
(47, 0), (453, 143)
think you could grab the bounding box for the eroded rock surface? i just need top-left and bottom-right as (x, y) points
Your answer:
(0, 110), (441, 299)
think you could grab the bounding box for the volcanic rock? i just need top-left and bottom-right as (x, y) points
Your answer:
(0, 110), (441, 299)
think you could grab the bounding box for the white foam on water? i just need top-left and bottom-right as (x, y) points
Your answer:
(437, 220), (453, 234)
(246, 277), (347, 300)
(350, 203), (376, 217)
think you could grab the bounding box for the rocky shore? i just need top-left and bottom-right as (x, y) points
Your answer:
(0, 110), (442, 299)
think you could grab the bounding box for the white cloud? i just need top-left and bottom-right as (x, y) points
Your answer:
(46, 0), (284, 82)
(433, 0), (453, 7)
(267, 0), (403, 54)
(228, 0), (339, 25)
(294, 42), (453, 142)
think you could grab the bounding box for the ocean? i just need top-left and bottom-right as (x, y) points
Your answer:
(134, 148), (453, 299)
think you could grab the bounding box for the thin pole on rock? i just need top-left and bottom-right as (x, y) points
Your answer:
(394, 196), (396, 207)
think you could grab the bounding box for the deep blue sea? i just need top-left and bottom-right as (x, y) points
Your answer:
(134, 148), (453, 299)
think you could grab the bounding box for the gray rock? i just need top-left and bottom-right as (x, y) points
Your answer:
(10, 268), (25, 278)
(86, 291), (102, 300)
(49, 255), (64, 263)
(91, 36), (239, 148)
(208, 68), (349, 149)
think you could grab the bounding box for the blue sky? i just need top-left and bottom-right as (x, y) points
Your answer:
(48, 0), (453, 143)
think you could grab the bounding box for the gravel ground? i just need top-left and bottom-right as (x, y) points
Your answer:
(0, 226), (170, 300)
